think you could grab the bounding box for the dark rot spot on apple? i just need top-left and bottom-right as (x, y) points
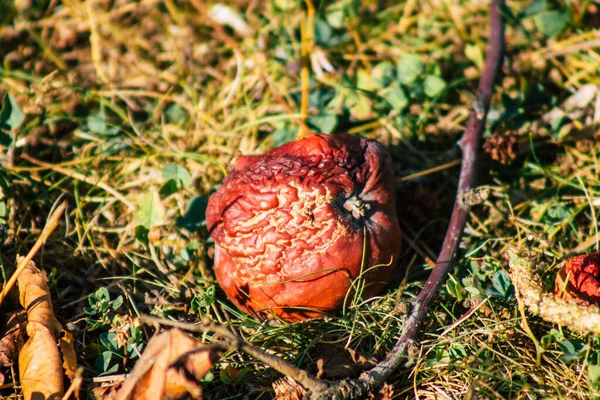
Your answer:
(206, 133), (402, 321)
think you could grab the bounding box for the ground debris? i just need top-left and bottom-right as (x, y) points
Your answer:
(366, 382), (394, 400)
(95, 328), (219, 400)
(0, 311), (26, 367)
(16, 256), (77, 400)
(0, 310), (27, 385)
(483, 131), (519, 165)
(509, 249), (600, 334)
(313, 343), (377, 380)
(273, 376), (307, 400)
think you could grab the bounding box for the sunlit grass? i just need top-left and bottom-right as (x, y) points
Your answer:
(1, 0), (599, 398)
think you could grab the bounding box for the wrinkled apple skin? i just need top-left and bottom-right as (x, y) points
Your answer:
(206, 133), (401, 321)
(563, 253), (600, 305)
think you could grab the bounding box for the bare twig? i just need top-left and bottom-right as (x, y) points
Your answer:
(307, 1), (505, 398)
(0, 200), (68, 306)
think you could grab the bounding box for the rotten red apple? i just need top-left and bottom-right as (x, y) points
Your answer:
(206, 133), (401, 321)
(555, 253), (600, 305)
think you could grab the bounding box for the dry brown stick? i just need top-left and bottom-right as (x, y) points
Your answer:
(0, 200), (68, 306)
(140, 315), (329, 394)
(307, 1), (505, 398)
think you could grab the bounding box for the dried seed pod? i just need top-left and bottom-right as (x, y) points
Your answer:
(555, 253), (600, 305)
(509, 249), (600, 334)
(206, 133), (401, 321)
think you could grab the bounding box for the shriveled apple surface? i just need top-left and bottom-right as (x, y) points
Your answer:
(207, 133), (401, 321)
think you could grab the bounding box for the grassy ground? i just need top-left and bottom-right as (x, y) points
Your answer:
(1, 0), (600, 398)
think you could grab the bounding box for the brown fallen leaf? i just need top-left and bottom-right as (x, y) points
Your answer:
(17, 256), (71, 400)
(0, 311), (28, 386)
(0, 310), (27, 367)
(60, 330), (78, 382)
(109, 328), (219, 400)
(19, 326), (63, 399)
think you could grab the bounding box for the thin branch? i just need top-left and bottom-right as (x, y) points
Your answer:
(0, 200), (69, 306)
(307, 1), (505, 398)
(140, 315), (329, 394)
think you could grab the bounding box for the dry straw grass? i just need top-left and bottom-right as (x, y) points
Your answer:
(1, 0), (600, 398)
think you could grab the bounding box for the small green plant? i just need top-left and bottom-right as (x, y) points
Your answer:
(589, 364), (600, 388)
(134, 191), (165, 239)
(84, 287), (124, 331)
(177, 195), (209, 232)
(190, 286), (216, 316)
(219, 365), (252, 386)
(542, 329), (589, 363)
(160, 163), (192, 197)
(0, 93), (24, 147)
(557, 339), (588, 363)
(94, 322), (144, 375)
(485, 269), (514, 299)
(428, 342), (468, 366)
(450, 258), (514, 303)
(84, 288), (145, 374)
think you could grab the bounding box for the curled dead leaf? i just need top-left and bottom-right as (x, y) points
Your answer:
(0, 311), (27, 367)
(0, 311), (27, 386)
(109, 328), (219, 400)
(19, 326), (63, 399)
(17, 256), (66, 400)
(60, 330), (78, 382)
